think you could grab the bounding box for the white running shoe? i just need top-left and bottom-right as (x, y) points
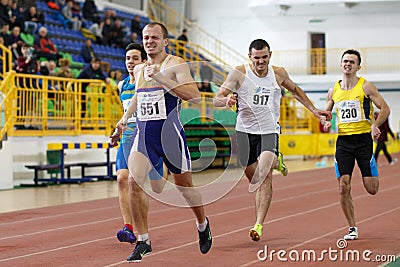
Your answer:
(344, 227), (358, 240)
(390, 158), (398, 166)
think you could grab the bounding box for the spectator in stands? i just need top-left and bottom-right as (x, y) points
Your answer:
(130, 15), (142, 35)
(8, 25), (24, 62)
(110, 19), (124, 48)
(61, 0), (82, 31)
(34, 26), (62, 63)
(124, 32), (140, 47)
(71, 1), (83, 19)
(24, 6), (43, 34)
(48, 60), (57, 75)
(15, 43), (39, 129)
(78, 57), (109, 84)
(104, 9), (117, 22)
(88, 20), (103, 45)
(80, 38), (97, 63)
(77, 57), (110, 117)
(16, 43), (38, 74)
(177, 28), (188, 58)
(1, 23), (11, 47)
(9, 0), (24, 31)
(101, 17), (112, 46)
(177, 28), (188, 42)
(56, 58), (74, 78)
(0, 0), (11, 27)
(82, 0), (97, 22)
(40, 60), (57, 76)
(108, 69), (123, 89)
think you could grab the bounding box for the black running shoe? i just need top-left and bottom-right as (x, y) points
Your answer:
(198, 217), (212, 254)
(126, 241), (152, 262)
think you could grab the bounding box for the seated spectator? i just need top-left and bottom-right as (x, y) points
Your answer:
(88, 20), (103, 45)
(56, 58), (74, 78)
(41, 60), (57, 76)
(82, 0), (97, 22)
(8, 25), (24, 63)
(24, 6), (43, 34)
(130, 15), (142, 35)
(16, 43), (38, 74)
(0, 0), (11, 27)
(15, 44), (39, 129)
(34, 26), (62, 62)
(124, 32), (141, 47)
(103, 9), (116, 22)
(109, 19), (124, 48)
(77, 57), (110, 117)
(1, 24), (11, 47)
(9, 0), (24, 31)
(177, 29), (188, 42)
(108, 69), (123, 89)
(61, 0), (82, 31)
(101, 17), (112, 46)
(80, 38), (97, 63)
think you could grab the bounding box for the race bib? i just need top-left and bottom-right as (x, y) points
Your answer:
(136, 90), (167, 121)
(248, 86), (272, 108)
(122, 99), (136, 123)
(337, 100), (362, 123)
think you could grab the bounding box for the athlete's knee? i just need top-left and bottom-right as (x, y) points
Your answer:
(117, 172), (129, 187)
(339, 177), (351, 195)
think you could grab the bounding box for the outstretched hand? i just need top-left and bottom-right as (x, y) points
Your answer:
(109, 128), (121, 147)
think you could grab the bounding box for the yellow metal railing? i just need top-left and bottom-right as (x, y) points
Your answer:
(272, 47), (400, 75)
(168, 39), (229, 86)
(0, 43), (12, 80)
(280, 96), (314, 133)
(1, 72), (122, 138)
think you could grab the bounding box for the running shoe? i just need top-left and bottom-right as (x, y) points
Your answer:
(116, 226), (137, 244)
(343, 227), (358, 240)
(249, 223), (263, 241)
(126, 241), (152, 262)
(198, 217), (212, 254)
(276, 152), (288, 176)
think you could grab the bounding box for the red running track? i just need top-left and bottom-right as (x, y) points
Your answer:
(1, 156), (399, 267)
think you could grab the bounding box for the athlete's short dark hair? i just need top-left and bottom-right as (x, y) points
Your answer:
(341, 49), (362, 65)
(125, 43), (147, 61)
(249, 39), (271, 53)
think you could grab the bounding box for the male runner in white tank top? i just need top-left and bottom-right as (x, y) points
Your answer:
(214, 39), (332, 242)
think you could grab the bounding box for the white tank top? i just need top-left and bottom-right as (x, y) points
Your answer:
(235, 64), (281, 134)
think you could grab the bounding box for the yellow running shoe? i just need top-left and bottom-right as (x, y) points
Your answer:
(249, 224), (263, 241)
(276, 152), (288, 176)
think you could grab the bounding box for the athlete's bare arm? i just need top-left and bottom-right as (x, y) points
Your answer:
(274, 66), (332, 121)
(364, 80), (390, 140)
(214, 65), (245, 107)
(147, 56), (200, 103)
